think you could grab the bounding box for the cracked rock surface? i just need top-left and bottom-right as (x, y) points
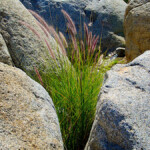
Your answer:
(85, 51), (150, 150)
(0, 62), (63, 150)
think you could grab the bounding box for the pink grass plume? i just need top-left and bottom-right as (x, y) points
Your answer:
(59, 31), (68, 48)
(84, 23), (89, 44)
(20, 21), (42, 40)
(34, 67), (44, 86)
(36, 21), (50, 38)
(49, 26), (66, 56)
(44, 39), (56, 59)
(61, 9), (77, 35)
(29, 10), (50, 33)
(92, 35), (99, 53)
(81, 40), (85, 60)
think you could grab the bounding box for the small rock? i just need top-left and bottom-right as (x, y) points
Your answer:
(116, 47), (125, 57)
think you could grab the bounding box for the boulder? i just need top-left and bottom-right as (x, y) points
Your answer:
(0, 0), (67, 73)
(124, 0), (150, 61)
(0, 62), (63, 149)
(0, 34), (13, 65)
(85, 0), (126, 52)
(85, 50), (150, 150)
(20, 0), (127, 52)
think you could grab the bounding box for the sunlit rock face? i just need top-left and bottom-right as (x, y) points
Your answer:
(85, 51), (150, 150)
(124, 0), (150, 61)
(0, 62), (64, 150)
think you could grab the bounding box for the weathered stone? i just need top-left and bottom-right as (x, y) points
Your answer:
(0, 62), (63, 149)
(20, 0), (127, 52)
(85, 0), (126, 52)
(0, 34), (13, 65)
(124, 0), (150, 61)
(0, 0), (67, 73)
(85, 51), (150, 150)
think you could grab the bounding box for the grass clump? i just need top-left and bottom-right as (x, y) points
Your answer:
(21, 10), (122, 150)
(40, 59), (103, 150)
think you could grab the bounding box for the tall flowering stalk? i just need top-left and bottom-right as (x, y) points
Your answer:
(59, 31), (68, 48)
(61, 10), (101, 65)
(34, 67), (44, 86)
(49, 26), (67, 56)
(61, 10), (79, 58)
(20, 9), (105, 150)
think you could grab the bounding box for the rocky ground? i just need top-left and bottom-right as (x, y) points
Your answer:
(0, 0), (149, 149)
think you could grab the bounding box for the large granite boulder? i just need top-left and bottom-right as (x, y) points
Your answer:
(0, 62), (63, 149)
(0, 34), (13, 65)
(0, 0), (67, 73)
(124, 0), (150, 61)
(85, 50), (150, 150)
(20, 0), (127, 52)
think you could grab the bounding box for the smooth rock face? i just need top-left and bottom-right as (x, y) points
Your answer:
(0, 62), (63, 150)
(0, 0), (65, 73)
(20, 0), (127, 52)
(0, 34), (13, 65)
(124, 0), (150, 61)
(85, 51), (150, 150)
